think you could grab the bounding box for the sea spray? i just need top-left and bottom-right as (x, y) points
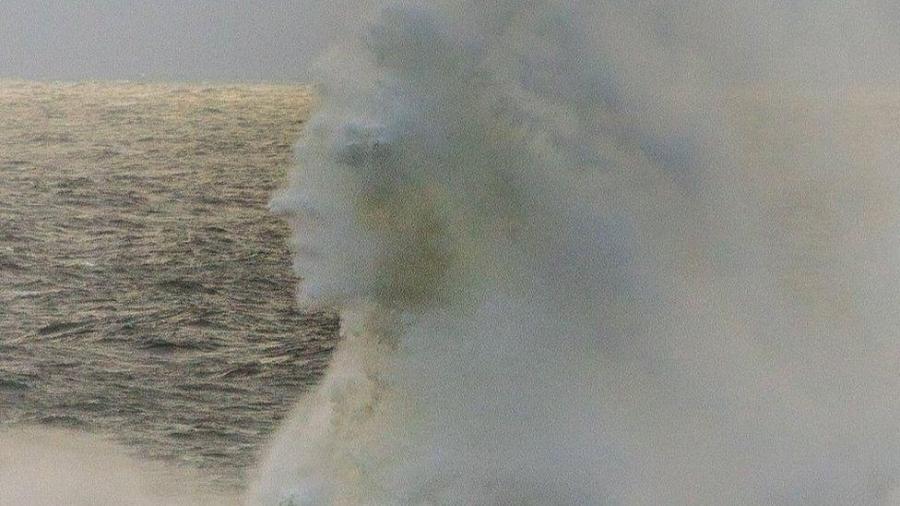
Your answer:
(0, 428), (236, 506)
(251, 2), (900, 504)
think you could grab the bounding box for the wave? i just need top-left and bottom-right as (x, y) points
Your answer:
(249, 1), (900, 505)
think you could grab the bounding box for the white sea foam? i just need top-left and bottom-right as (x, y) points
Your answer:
(251, 1), (900, 505)
(0, 428), (234, 506)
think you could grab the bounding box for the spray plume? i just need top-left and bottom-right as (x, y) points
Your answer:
(251, 1), (900, 504)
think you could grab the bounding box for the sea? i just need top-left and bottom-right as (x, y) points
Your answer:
(0, 80), (336, 493)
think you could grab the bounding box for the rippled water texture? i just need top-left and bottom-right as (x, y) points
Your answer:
(0, 81), (335, 489)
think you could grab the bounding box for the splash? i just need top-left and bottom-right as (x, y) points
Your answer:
(251, 1), (900, 504)
(0, 428), (235, 506)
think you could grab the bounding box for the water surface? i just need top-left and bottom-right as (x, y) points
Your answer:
(0, 80), (336, 490)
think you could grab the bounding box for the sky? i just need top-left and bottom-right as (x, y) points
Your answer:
(4, 1), (900, 84)
(0, 1), (348, 82)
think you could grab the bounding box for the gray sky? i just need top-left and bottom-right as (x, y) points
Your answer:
(0, 1), (347, 82)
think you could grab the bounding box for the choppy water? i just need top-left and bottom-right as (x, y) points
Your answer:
(0, 80), (336, 490)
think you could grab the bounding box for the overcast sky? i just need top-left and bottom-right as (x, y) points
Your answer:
(0, 1), (350, 82)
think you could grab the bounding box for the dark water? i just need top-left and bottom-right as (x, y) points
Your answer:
(0, 81), (336, 489)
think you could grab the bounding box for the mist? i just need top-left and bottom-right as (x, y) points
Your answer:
(251, 1), (900, 504)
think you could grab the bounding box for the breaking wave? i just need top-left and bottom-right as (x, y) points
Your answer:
(250, 1), (900, 505)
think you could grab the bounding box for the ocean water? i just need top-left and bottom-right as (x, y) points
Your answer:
(0, 80), (335, 491)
